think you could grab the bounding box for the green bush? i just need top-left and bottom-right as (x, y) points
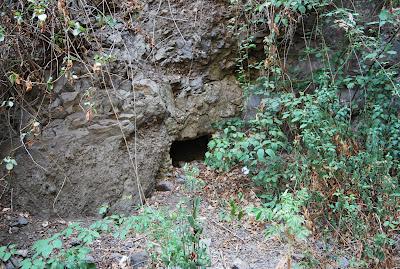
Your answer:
(206, 1), (400, 266)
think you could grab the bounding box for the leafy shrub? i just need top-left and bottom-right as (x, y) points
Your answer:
(207, 0), (400, 266)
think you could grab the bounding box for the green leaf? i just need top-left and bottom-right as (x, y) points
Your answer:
(64, 227), (73, 238)
(41, 244), (53, 258)
(298, 5), (306, 14)
(274, 14), (281, 23)
(21, 259), (33, 269)
(256, 211), (262, 220)
(257, 148), (265, 160)
(208, 140), (216, 149)
(0, 27), (4, 42)
(80, 262), (97, 269)
(187, 215), (196, 228)
(49, 262), (65, 269)
(98, 205), (108, 216)
(378, 9), (390, 26)
(347, 82), (355, 89)
(265, 149), (275, 158)
(34, 240), (53, 258)
(52, 239), (62, 249)
(2, 252), (11, 261)
(33, 258), (46, 267)
(238, 210), (244, 220)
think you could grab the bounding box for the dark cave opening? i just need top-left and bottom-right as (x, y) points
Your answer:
(170, 135), (211, 167)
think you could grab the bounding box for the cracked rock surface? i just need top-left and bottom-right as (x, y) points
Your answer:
(0, 0), (242, 217)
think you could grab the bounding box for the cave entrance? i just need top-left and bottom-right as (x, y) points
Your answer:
(170, 135), (211, 167)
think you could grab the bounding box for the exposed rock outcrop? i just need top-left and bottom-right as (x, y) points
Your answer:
(0, 0), (242, 216)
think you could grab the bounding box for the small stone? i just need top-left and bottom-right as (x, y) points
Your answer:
(10, 216), (29, 227)
(130, 251), (148, 269)
(107, 32), (123, 46)
(17, 216), (28, 226)
(338, 256), (350, 268)
(394, 234), (400, 251)
(155, 181), (174, 192)
(216, 40), (225, 49)
(16, 249), (28, 257)
(155, 46), (173, 61)
(60, 91), (79, 104)
(124, 241), (134, 248)
(49, 98), (61, 110)
(111, 253), (123, 261)
(232, 258), (250, 269)
(316, 240), (325, 250)
(200, 238), (212, 248)
(9, 227), (19, 234)
(70, 238), (81, 247)
(264, 223), (273, 230)
(85, 255), (95, 264)
(176, 174), (186, 184)
(292, 253), (305, 262)
(118, 255), (129, 267)
(189, 77), (203, 91)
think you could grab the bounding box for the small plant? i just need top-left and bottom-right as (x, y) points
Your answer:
(0, 245), (16, 264)
(219, 193), (245, 222)
(249, 189), (310, 241)
(111, 200), (210, 268)
(159, 198), (210, 268)
(1, 97), (15, 108)
(8, 72), (20, 85)
(29, 0), (49, 27)
(46, 76), (54, 92)
(98, 204), (109, 217)
(248, 189), (310, 268)
(68, 20), (86, 36)
(80, 88), (98, 121)
(13, 11), (23, 25)
(183, 164), (205, 192)
(2, 157), (17, 171)
(96, 15), (118, 28)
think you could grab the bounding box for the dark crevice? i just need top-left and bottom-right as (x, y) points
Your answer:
(170, 135), (211, 167)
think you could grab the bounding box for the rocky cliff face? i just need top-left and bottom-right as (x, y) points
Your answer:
(3, 0), (395, 218)
(0, 0), (242, 216)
